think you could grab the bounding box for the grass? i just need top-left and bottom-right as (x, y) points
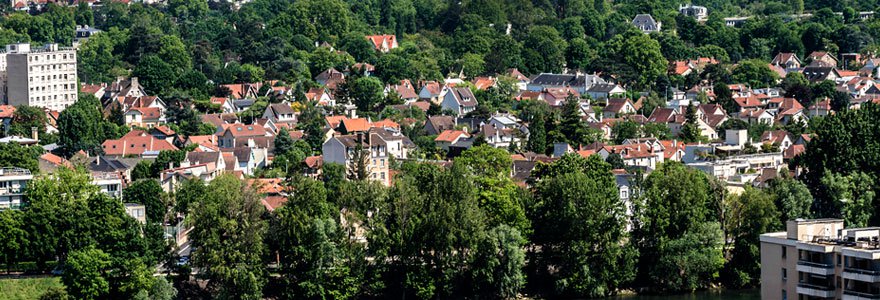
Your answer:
(0, 277), (63, 300)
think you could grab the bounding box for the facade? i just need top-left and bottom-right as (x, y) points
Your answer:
(632, 14), (661, 33)
(322, 130), (392, 186)
(0, 167), (32, 210)
(760, 219), (880, 300)
(679, 4), (708, 20)
(3, 43), (77, 111)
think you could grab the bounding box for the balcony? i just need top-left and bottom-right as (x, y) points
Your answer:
(845, 268), (880, 283)
(843, 290), (880, 300)
(799, 260), (836, 275)
(797, 283), (836, 298)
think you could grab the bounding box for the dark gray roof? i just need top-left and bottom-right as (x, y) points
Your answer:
(231, 147), (252, 162)
(89, 156), (129, 172)
(450, 87), (477, 107)
(530, 73), (582, 86)
(233, 99), (255, 108)
(186, 152), (221, 165)
(802, 67), (837, 82)
(633, 14), (658, 27)
(587, 83), (620, 93)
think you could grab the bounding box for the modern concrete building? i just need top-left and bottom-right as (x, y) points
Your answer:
(0, 167), (33, 210)
(2, 43), (78, 111)
(761, 218), (880, 300)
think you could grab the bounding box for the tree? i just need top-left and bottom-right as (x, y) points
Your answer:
(527, 108), (548, 154)
(58, 94), (122, 156)
(7, 105), (47, 139)
(350, 77), (385, 112)
(611, 120), (640, 144)
(769, 176), (814, 223)
(471, 225), (526, 299)
(131, 161), (153, 181)
(190, 174), (267, 299)
(600, 31), (667, 87)
(531, 154), (635, 297)
(636, 162), (719, 292)
(605, 153), (625, 169)
(723, 187), (780, 288)
(679, 103), (703, 143)
(63, 247), (112, 300)
(274, 127), (294, 157)
(123, 180), (166, 223)
(712, 83), (738, 117)
(732, 59), (779, 88)
(0, 142), (41, 173)
(560, 94), (591, 145)
(522, 25), (566, 74)
(821, 172), (875, 227)
(0, 210), (25, 273)
(132, 55), (176, 96)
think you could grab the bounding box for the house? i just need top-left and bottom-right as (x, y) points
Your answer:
(104, 77), (147, 100)
(472, 77), (496, 90)
(148, 126), (177, 143)
(101, 131), (178, 157)
(349, 63), (375, 77)
(160, 152), (227, 191)
(506, 68), (530, 90)
(262, 103), (297, 125)
(760, 130), (793, 151)
(425, 115), (456, 135)
(807, 98), (832, 117)
(738, 109), (774, 125)
(480, 123), (523, 149)
(418, 81), (446, 104)
(541, 87), (580, 107)
(80, 84), (106, 99)
(679, 4), (708, 20)
(221, 83), (260, 99)
(124, 107), (165, 128)
(669, 61), (693, 76)
(338, 118), (371, 134)
(304, 88), (335, 106)
(441, 87), (478, 117)
(603, 98), (637, 118)
(388, 79), (419, 103)
(315, 68), (345, 87)
(0, 105), (14, 135)
(434, 130), (470, 151)
(724, 17), (751, 27)
(632, 14), (661, 33)
(770, 53), (802, 70)
(586, 83), (626, 100)
(598, 144), (661, 170)
(218, 123), (271, 148)
(802, 64), (841, 83)
(322, 130), (395, 186)
(210, 97), (236, 113)
(365, 35), (398, 53)
(775, 98), (806, 125)
(806, 51), (838, 67)
(527, 73), (606, 94)
(303, 155), (323, 178)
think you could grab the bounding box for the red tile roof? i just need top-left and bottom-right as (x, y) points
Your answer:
(341, 118), (371, 132)
(0, 105), (15, 119)
(101, 135), (178, 156)
(223, 124), (268, 138)
(435, 130), (469, 143)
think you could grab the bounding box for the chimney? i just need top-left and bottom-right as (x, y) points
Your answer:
(31, 126), (37, 141)
(131, 77), (139, 87)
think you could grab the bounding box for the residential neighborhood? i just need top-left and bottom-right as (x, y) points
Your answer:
(2, 0), (880, 299)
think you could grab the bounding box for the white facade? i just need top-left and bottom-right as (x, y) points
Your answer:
(0, 167), (32, 210)
(3, 43), (78, 111)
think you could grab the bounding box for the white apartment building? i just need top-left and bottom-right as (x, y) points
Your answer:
(761, 219), (880, 300)
(2, 43), (78, 111)
(0, 167), (33, 210)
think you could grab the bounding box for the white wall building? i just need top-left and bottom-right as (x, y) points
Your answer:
(0, 167), (33, 210)
(3, 43), (78, 111)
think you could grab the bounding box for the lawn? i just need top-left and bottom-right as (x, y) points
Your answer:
(0, 277), (63, 300)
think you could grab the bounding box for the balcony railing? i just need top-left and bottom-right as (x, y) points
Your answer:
(845, 267), (880, 276)
(798, 282), (835, 291)
(799, 260), (834, 268)
(844, 290), (880, 299)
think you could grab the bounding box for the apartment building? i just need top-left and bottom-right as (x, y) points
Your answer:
(323, 128), (395, 186)
(0, 167), (33, 210)
(2, 43), (78, 111)
(761, 218), (880, 300)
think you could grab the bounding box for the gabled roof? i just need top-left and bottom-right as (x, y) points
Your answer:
(647, 107), (677, 123)
(223, 124), (268, 138)
(340, 118), (371, 132)
(448, 87), (478, 107)
(761, 130), (791, 145)
(427, 115), (455, 132)
(0, 105), (15, 119)
(507, 68), (528, 81)
(392, 80), (419, 99)
(771, 52), (801, 66)
(365, 35), (397, 51)
(420, 81), (443, 96)
(101, 135), (178, 156)
(472, 77), (496, 90)
(435, 130), (470, 143)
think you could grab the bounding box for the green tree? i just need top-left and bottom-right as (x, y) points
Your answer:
(600, 31), (668, 87)
(611, 120), (640, 144)
(133, 55), (176, 96)
(350, 77), (385, 112)
(769, 176), (814, 223)
(522, 25), (566, 74)
(123, 180), (166, 223)
(0, 210), (26, 273)
(62, 247), (112, 300)
(190, 175), (267, 300)
(7, 105), (47, 139)
(732, 59), (779, 88)
(679, 103), (703, 143)
(723, 187), (781, 288)
(821, 172), (875, 227)
(0, 142), (41, 173)
(531, 154), (635, 297)
(471, 225), (526, 299)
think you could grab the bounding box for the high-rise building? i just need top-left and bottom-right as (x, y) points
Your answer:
(0, 167), (33, 210)
(761, 218), (880, 300)
(1, 43), (78, 111)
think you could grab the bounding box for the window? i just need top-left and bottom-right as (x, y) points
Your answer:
(781, 246), (786, 258)
(838, 254), (842, 266)
(781, 290), (786, 300)
(781, 268), (787, 281)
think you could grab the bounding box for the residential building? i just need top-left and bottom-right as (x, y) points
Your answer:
(322, 130), (394, 186)
(441, 87), (478, 117)
(262, 103), (297, 125)
(124, 203), (146, 224)
(757, 219), (880, 300)
(586, 83), (626, 100)
(771, 53), (803, 70)
(3, 43), (78, 111)
(807, 51), (839, 67)
(366, 35), (398, 53)
(218, 123), (272, 148)
(679, 4), (708, 20)
(418, 81), (445, 104)
(92, 171), (124, 199)
(724, 16), (752, 27)
(0, 167), (32, 210)
(527, 73), (606, 94)
(632, 14), (661, 33)
(101, 130), (178, 157)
